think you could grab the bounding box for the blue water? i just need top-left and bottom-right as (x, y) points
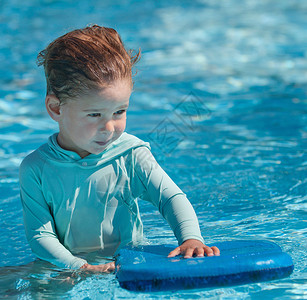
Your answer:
(0, 0), (306, 299)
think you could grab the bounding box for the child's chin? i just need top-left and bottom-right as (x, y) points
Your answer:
(91, 144), (110, 154)
(92, 135), (121, 154)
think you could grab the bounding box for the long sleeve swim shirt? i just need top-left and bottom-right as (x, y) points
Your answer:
(19, 132), (204, 269)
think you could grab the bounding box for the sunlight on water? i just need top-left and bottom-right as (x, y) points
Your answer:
(0, 0), (306, 299)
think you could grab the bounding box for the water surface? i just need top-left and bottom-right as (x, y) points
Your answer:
(0, 0), (306, 299)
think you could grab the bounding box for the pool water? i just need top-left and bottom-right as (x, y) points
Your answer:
(0, 0), (306, 299)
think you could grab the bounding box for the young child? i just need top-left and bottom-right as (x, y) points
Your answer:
(19, 25), (219, 272)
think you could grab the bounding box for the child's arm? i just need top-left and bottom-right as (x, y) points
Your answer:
(19, 157), (88, 270)
(131, 147), (219, 256)
(20, 159), (115, 272)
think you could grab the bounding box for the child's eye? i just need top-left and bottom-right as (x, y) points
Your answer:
(88, 113), (101, 117)
(114, 110), (126, 115)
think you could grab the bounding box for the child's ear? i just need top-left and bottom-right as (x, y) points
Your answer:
(45, 95), (61, 121)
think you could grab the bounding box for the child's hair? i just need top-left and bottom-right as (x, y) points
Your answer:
(37, 24), (140, 102)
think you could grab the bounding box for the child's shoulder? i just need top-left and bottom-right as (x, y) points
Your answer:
(106, 132), (151, 159)
(120, 133), (159, 170)
(116, 132), (151, 150)
(109, 132), (156, 168)
(19, 141), (50, 173)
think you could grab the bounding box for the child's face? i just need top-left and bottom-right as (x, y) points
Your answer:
(57, 79), (131, 158)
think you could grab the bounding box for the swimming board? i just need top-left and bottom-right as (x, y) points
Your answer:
(115, 240), (294, 291)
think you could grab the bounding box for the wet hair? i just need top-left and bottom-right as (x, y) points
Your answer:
(37, 24), (140, 102)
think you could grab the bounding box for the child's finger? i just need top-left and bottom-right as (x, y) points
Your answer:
(203, 245), (214, 257)
(195, 247), (204, 257)
(183, 247), (195, 258)
(211, 246), (220, 256)
(167, 247), (181, 257)
(105, 261), (115, 272)
(100, 262), (115, 273)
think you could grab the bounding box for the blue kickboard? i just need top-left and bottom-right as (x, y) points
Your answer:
(115, 240), (294, 291)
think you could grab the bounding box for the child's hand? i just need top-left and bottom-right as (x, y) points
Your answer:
(80, 261), (115, 273)
(167, 239), (220, 258)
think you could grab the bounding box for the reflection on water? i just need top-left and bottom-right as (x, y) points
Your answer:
(0, 259), (117, 298)
(0, 0), (306, 299)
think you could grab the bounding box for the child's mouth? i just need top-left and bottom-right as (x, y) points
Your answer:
(95, 140), (110, 146)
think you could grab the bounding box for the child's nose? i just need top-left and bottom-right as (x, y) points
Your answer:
(99, 119), (114, 133)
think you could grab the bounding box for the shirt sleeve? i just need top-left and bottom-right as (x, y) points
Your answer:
(131, 146), (205, 245)
(19, 156), (87, 269)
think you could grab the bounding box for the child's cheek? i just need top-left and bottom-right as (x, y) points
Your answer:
(117, 118), (126, 133)
(85, 122), (100, 136)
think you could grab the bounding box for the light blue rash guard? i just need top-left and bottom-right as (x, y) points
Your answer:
(19, 132), (204, 269)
